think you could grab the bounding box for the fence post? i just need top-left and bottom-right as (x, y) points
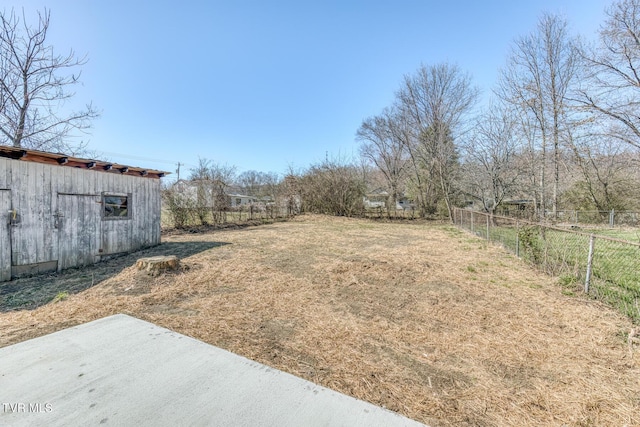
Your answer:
(585, 234), (595, 293)
(471, 211), (475, 233)
(486, 213), (490, 241)
(609, 209), (615, 228)
(515, 220), (520, 257)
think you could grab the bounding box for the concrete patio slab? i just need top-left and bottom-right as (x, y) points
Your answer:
(0, 314), (426, 426)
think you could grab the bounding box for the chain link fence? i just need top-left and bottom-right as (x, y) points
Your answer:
(454, 208), (640, 323)
(161, 204), (295, 230)
(498, 207), (640, 227)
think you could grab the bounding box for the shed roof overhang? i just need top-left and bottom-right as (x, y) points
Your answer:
(0, 145), (169, 179)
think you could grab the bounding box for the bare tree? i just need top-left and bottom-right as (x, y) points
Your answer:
(356, 106), (410, 215)
(0, 8), (98, 152)
(497, 13), (578, 219)
(397, 63), (478, 219)
(299, 158), (366, 217)
(515, 92), (545, 218)
(187, 158), (215, 224)
(189, 158), (236, 186)
(461, 104), (525, 215)
(260, 171), (281, 202)
(187, 158), (236, 225)
(390, 109), (428, 216)
(162, 181), (196, 229)
(237, 170), (280, 199)
(280, 173), (301, 216)
(576, 0), (640, 150)
(565, 130), (639, 211)
(237, 170), (263, 197)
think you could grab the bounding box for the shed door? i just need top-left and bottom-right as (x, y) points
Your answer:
(57, 194), (101, 270)
(0, 190), (10, 281)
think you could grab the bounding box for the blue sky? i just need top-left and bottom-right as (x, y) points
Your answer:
(10, 0), (609, 180)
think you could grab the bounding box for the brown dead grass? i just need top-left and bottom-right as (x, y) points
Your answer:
(1, 214), (638, 426)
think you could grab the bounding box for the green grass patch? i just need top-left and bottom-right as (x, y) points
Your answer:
(582, 228), (640, 242)
(51, 291), (69, 303)
(458, 217), (640, 323)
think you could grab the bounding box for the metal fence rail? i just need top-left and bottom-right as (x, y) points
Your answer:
(498, 208), (640, 227)
(453, 208), (640, 323)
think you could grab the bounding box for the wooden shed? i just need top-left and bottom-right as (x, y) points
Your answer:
(0, 146), (168, 282)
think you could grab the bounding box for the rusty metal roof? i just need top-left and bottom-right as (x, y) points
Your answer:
(0, 145), (169, 179)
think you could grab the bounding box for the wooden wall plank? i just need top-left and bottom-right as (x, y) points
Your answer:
(0, 158), (9, 188)
(0, 190), (11, 281)
(11, 161), (24, 266)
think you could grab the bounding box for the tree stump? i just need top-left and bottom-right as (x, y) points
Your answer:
(135, 256), (180, 276)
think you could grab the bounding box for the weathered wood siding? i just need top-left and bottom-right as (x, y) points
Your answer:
(57, 194), (101, 270)
(0, 190), (10, 281)
(0, 157), (162, 278)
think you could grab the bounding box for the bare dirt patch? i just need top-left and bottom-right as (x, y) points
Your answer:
(0, 215), (638, 426)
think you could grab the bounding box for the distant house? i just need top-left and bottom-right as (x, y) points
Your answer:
(498, 199), (535, 214)
(259, 195), (275, 205)
(364, 189), (414, 210)
(227, 193), (259, 208)
(171, 179), (205, 201)
(396, 197), (415, 211)
(171, 179), (218, 208)
(0, 145), (168, 282)
(363, 189), (388, 209)
(501, 199), (535, 209)
(276, 194), (301, 215)
(170, 180), (261, 209)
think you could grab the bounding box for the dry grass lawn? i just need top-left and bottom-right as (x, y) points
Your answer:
(1, 215), (639, 426)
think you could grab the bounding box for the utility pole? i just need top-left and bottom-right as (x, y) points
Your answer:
(176, 162), (182, 181)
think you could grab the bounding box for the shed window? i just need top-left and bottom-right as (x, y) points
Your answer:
(103, 194), (130, 219)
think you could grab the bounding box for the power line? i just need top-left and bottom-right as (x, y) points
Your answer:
(97, 151), (195, 168)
